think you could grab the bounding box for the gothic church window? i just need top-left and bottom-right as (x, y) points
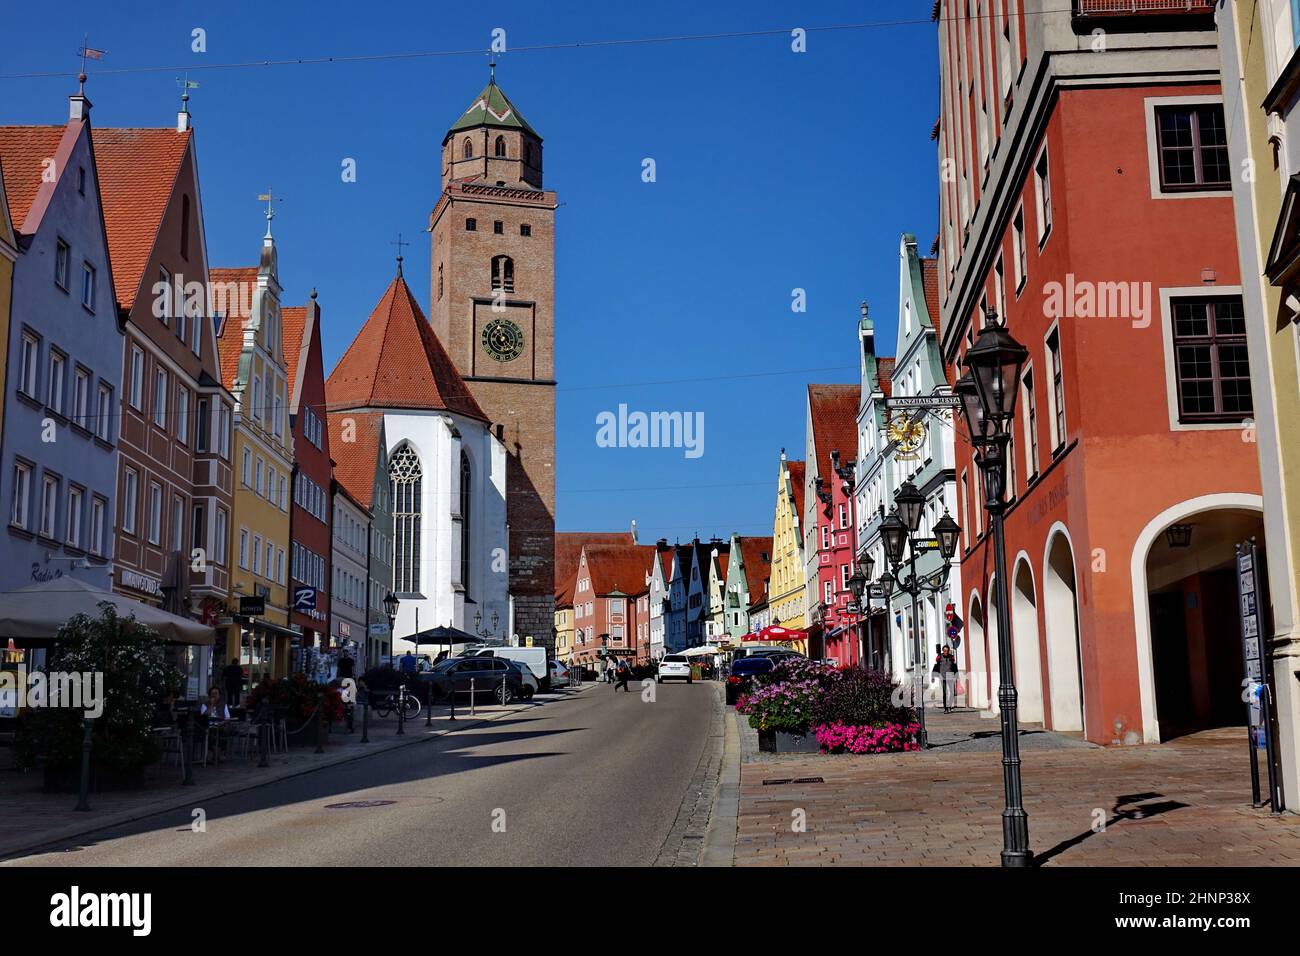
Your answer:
(458, 452), (471, 593)
(463, 138), (473, 160)
(494, 135), (506, 157)
(390, 444), (423, 594)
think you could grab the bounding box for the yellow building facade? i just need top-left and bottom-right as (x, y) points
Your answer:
(768, 454), (807, 651)
(212, 221), (295, 691)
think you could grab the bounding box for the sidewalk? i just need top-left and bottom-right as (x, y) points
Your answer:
(0, 689), (585, 860)
(731, 707), (1300, 866)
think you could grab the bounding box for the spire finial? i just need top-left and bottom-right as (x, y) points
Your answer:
(391, 233), (409, 277)
(258, 189), (277, 239)
(489, 61), (496, 84)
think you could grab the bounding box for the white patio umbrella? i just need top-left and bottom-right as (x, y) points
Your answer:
(681, 645), (721, 658)
(0, 576), (215, 645)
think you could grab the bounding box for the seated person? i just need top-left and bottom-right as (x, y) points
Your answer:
(199, 686), (231, 721)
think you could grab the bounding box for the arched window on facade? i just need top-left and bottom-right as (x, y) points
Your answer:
(459, 451), (471, 593)
(462, 138), (473, 160)
(491, 255), (515, 293)
(494, 135), (506, 158)
(390, 444), (422, 594)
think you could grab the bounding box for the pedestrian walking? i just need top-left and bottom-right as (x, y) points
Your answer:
(614, 657), (631, 692)
(935, 645), (959, 713)
(337, 651), (355, 681)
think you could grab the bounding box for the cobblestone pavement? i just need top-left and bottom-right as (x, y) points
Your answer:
(733, 708), (1300, 866)
(655, 681), (726, 866)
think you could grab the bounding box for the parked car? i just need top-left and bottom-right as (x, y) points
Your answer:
(726, 655), (775, 705)
(511, 660), (539, 699)
(548, 659), (571, 689)
(742, 647), (804, 663)
(470, 646), (550, 690)
(428, 655), (524, 704)
(657, 654), (693, 684)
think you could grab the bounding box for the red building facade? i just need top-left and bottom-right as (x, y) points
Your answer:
(805, 384), (862, 666)
(938, 1), (1260, 745)
(571, 543), (655, 668)
(284, 297), (332, 653)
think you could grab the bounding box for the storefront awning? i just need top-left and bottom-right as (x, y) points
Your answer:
(0, 576), (216, 646)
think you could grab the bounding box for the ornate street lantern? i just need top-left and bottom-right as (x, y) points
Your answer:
(894, 480), (926, 534)
(1165, 524), (1193, 548)
(857, 553), (875, 582)
(963, 308), (1029, 433)
(878, 574), (895, 600)
(933, 512), (961, 561)
(383, 591), (400, 623)
(881, 510), (908, 566)
(955, 369), (995, 449)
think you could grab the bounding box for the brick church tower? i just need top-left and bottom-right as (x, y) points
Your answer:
(430, 66), (557, 648)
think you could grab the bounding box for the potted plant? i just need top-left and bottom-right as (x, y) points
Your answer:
(17, 605), (181, 792)
(736, 659), (842, 753)
(246, 673), (344, 746)
(811, 668), (920, 754)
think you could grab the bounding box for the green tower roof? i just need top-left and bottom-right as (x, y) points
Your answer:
(447, 72), (539, 139)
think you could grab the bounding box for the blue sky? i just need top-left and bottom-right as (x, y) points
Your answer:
(1, 0), (940, 544)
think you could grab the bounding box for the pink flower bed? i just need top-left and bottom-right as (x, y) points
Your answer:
(813, 720), (922, 754)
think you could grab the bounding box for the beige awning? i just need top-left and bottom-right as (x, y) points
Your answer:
(0, 576), (215, 646)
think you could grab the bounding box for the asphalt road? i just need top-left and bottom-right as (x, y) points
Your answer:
(3, 678), (718, 867)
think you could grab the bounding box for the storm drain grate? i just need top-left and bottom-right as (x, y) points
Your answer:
(761, 776), (824, 786)
(324, 800), (397, 809)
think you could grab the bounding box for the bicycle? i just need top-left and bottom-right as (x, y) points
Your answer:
(371, 684), (422, 721)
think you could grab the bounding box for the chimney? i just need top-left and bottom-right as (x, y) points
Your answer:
(69, 92), (92, 123)
(177, 102), (191, 132)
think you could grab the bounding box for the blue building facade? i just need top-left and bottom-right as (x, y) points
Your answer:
(0, 91), (121, 591)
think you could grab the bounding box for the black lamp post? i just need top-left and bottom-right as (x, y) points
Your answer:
(882, 479), (939, 748)
(962, 306), (1033, 868)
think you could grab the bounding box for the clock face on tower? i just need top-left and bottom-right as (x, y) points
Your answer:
(481, 318), (525, 363)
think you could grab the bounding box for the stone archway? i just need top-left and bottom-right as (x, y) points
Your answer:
(1043, 527), (1085, 733)
(1131, 495), (1265, 742)
(1011, 557), (1045, 724)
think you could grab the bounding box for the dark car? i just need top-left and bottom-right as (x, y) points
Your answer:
(725, 655), (775, 705)
(427, 655), (524, 704)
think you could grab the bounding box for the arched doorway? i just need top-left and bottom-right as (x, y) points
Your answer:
(1011, 558), (1045, 724)
(966, 592), (988, 710)
(1043, 528), (1085, 733)
(1132, 496), (1264, 742)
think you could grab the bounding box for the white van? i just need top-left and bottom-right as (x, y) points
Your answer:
(470, 646), (550, 689)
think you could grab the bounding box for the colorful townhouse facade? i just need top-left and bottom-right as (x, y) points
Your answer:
(327, 409), (392, 668)
(94, 113), (235, 696)
(705, 545), (729, 643)
(804, 384), (861, 665)
(853, 306), (897, 674)
(1216, 0), (1300, 807)
(0, 150), (13, 490)
(724, 534), (772, 643)
(886, 237), (962, 693)
(666, 543), (690, 653)
(0, 89), (120, 597)
(555, 530), (636, 664)
(767, 454), (807, 651)
(329, 477), (368, 668)
(937, 1), (1260, 747)
(211, 216), (295, 690)
(647, 539), (670, 659)
(283, 294), (332, 660)
(570, 542), (654, 667)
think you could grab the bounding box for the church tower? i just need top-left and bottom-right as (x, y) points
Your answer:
(430, 67), (557, 648)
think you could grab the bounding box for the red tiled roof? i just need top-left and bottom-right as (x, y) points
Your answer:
(91, 127), (192, 312)
(737, 536), (773, 607)
(325, 273), (487, 422)
(716, 552), (729, 582)
(786, 459), (806, 519)
(282, 305), (308, 409)
(327, 409), (384, 510)
(556, 531), (636, 605)
(0, 126), (68, 233)
(877, 357), (897, 398)
(210, 266), (258, 392)
(808, 384), (858, 485)
(583, 543), (656, 597)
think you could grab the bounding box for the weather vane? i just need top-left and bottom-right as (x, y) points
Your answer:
(392, 233), (409, 275)
(76, 35), (106, 94)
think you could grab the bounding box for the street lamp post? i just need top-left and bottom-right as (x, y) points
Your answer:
(848, 553), (875, 667)
(959, 308), (1033, 868)
(383, 592), (403, 736)
(880, 481), (960, 751)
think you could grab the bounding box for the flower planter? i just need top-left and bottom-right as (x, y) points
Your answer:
(757, 729), (821, 754)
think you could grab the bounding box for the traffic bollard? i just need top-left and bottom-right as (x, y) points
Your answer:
(315, 704), (326, 754)
(449, 685), (456, 722)
(470, 678), (476, 717)
(397, 685), (406, 735)
(74, 717), (93, 812)
(361, 696), (370, 743)
(426, 684), (433, 727)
